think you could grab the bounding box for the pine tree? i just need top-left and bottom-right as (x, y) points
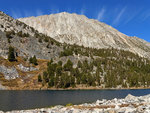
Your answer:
(38, 74), (42, 82)
(32, 55), (38, 65)
(29, 55), (38, 65)
(48, 76), (54, 87)
(64, 59), (73, 71)
(8, 46), (16, 62)
(43, 71), (49, 83)
(77, 60), (82, 68)
(29, 57), (33, 63)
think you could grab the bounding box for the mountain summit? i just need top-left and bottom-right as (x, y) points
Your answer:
(19, 12), (150, 59)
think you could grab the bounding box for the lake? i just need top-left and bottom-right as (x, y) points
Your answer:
(0, 89), (150, 111)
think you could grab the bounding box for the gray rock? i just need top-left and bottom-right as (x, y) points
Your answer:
(17, 64), (37, 72)
(0, 65), (19, 80)
(125, 94), (138, 103)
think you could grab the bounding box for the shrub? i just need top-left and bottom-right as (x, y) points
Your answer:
(6, 31), (14, 39)
(60, 49), (73, 57)
(38, 38), (42, 43)
(66, 103), (73, 106)
(17, 31), (23, 37)
(44, 37), (49, 42)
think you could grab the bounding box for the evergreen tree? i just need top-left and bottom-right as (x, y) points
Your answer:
(54, 75), (59, 87)
(38, 74), (42, 82)
(58, 61), (63, 66)
(48, 76), (54, 87)
(32, 55), (38, 65)
(43, 71), (49, 83)
(64, 59), (73, 71)
(29, 55), (38, 65)
(77, 60), (82, 68)
(8, 46), (16, 62)
(29, 57), (33, 64)
(56, 66), (62, 76)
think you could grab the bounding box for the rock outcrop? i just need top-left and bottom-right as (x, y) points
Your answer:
(19, 12), (150, 59)
(0, 11), (34, 36)
(0, 65), (19, 80)
(17, 64), (37, 72)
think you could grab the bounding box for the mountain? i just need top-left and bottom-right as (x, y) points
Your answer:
(1, 11), (150, 89)
(0, 11), (62, 60)
(0, 11), (65, 89)
(19, 12), (150, 59)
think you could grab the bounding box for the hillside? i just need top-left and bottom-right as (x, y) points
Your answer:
(0, 11), (150, 89)
(19, 12), (150, 59)
(0, 56), (48, 89)
(0, 11), (63, 60)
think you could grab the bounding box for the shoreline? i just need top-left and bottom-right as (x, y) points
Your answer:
(3, 86), (150, 90)
(1, 94), (150, 113)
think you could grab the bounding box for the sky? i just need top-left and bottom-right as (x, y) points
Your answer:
(0, 0), (150, 42)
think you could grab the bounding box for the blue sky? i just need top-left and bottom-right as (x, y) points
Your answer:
(1, 0), (150, 42)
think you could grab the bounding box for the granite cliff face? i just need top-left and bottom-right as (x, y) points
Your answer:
(19, 12), (150, 59)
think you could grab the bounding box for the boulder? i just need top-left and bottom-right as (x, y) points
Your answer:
(0, 65), (19, 80)
(125, 94), (138, 102)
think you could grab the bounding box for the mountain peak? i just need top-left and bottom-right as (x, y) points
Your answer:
(18, 12), (150, 59)
(19, 12), (88, 22)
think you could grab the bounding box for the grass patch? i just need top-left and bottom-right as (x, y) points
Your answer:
(66, 103), (73, 107)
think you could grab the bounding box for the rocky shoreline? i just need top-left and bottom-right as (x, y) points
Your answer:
(1, 94), (150, 113)
(4, 86), (150, 90)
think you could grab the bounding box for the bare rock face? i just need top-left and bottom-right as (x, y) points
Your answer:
(19, 12), (150, 59)
(0, 11), (34, 36)
(0, 65), (19, 80)
(17, 64), (37, 72)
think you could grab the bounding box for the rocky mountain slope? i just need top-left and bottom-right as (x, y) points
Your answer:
(0, 11), (62, 59)
(0, 11), (64, 89)
(1, 11), (150, 89)
(19, 12), (150, 59)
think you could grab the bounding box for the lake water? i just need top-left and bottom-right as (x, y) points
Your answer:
(0, 89), (150, 111)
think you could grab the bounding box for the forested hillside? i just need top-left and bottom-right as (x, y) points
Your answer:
(39, 44), (150, 89)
